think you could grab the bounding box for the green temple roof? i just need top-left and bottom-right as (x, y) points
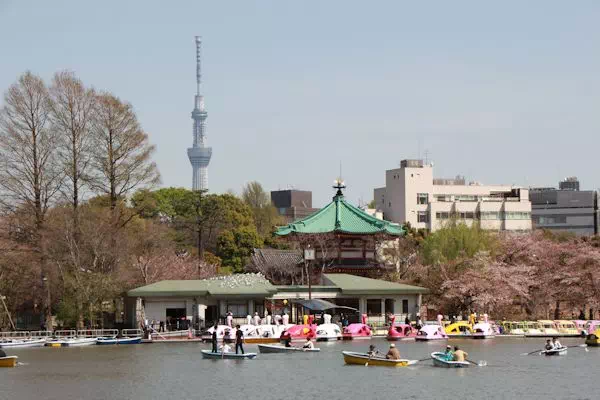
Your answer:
(275, 188), (404, 236)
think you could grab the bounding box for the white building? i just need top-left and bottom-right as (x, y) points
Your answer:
(374, 159), (532, 232)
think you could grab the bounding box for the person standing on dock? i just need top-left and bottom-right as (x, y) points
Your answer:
(282, 311), (289, 325)
(211, 324), (218, 353)
(235, 325), (245, 354)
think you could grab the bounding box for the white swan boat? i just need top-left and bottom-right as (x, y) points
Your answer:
(315, 323), (342, 341)
(472, 322), (496, 339)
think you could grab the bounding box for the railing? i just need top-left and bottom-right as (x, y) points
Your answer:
(29, 330), (53, 337)
(55, 330), (77, 338)
(77, 329), (119, 338)
(122, 329), (143, 337)
(0, 331), (29, 339)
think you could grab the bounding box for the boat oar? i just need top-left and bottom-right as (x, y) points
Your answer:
(417, 357), (432, 362)
(566, 344), (588, 352)
(365, 354), (372, 367)
(466, 359), (487, 367)
(520, 348), (544, 356)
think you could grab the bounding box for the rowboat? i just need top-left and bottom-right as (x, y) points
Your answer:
(431, 352), (470, 368)
(542, 346), (567, 356)
(0, 356), (18, 368)
(46, 337), (98, 347)
(342, 351), (417, 367)
(257, 344), (320, 353)
(0, 338), (46, 348)
(96, 336), (142, 345)
(200, 350), (257, 359)
(585, 329), (600, 347)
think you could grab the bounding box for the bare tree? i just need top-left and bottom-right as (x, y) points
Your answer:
(90, 93), (160, 211)
(0, 72), (64, 329)
(49, 71), (96, 232)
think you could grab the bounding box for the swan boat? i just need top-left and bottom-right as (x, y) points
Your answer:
(315, 323), (342, 341)
(342, 323), (372, 340)
(415, 325), (448, 341)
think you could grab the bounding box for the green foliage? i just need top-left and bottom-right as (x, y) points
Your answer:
(421, 222), (496, 265)
(367, 199), (376, 208)
(216, 226), (263, 272)
(56, 298), (79, 328)
(241, 181), (285, 237)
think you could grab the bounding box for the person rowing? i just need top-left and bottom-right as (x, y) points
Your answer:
(544, 339), (553, 351)
(442, 345), (454, 361)
(302, 338), (314, 349)
(283, 334), (292, 348)
(452, 346), (468, 362)
(386, 343), (401, 360)
(552, 337), (563, 349)
(367, 344), (381, 357)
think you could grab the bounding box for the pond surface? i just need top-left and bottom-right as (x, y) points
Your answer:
(1, 337), (597, 400)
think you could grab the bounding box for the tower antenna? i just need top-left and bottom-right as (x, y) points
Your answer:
(195, 36), (202, 96)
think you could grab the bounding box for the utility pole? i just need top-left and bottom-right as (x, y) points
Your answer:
(304, 246), (315, 300)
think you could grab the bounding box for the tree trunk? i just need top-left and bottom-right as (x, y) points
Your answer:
(554, 300), (561, 320)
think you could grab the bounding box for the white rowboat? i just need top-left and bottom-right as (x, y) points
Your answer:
(257, 344), (320, 353)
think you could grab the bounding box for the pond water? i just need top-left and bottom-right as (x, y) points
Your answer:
(1, 337), (597, 400)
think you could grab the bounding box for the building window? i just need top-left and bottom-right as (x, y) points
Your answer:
(436, 212), (450, 220)
(417, 211), (429, 223)
(480, 211), (500, 220)
(459, 212), (475, 219)
(456, 195), (477, 202)
(537, 215), (566, 225)
(504, 211), (532, 220)
(366, 299), (382, 315)
(417, 193), (429, 205)
(402, 299), (409, 314)
(435, 195), (451, 202)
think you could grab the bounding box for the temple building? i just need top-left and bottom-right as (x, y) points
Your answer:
(274, 180), (404, 276)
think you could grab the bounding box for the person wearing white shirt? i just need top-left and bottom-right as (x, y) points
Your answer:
(552, 337), (563, 349)
(219, 343), (231, 353)
(302, 338), (314, 349)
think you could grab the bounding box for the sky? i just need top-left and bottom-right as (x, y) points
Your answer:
(1, 1), (600, 207)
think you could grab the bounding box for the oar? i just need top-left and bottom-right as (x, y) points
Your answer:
(566, 344), (589, 352)
(520, 348), (544, 356)
(417, 357), (432, 362)
(466, 359), (487, 367)
(365, 353), (372, 366)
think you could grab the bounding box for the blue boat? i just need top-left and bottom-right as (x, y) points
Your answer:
(96, 336), (142, 345)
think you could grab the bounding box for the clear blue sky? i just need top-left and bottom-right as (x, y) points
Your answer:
(2, 1), (600, 207)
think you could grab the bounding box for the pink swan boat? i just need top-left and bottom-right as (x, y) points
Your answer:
(415, 325), (448, 341)
(387, 323), (417, 341)
(342, 323), (372, 340)
(280, 324), (316, 342)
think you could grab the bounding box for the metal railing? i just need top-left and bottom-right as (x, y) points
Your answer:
(122, 329), (143, 337)
(29, 330), (53, 337)
(77, 329), (119, 338)
(55, 330), (77, 338)
(0, 331), (29, 339)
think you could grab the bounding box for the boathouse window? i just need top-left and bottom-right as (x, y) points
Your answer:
(226, 303), (248, 317)
(402, 299), (409, 314)
(417, 211), (429, 223)
(366, 299), (381, 315)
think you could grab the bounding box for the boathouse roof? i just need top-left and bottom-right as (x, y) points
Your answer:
(128, 273), (427, 298)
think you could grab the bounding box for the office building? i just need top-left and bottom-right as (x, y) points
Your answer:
(530, 177), (598, 235)
(271, 189), (319, 223)
(374, 159), (532, 232)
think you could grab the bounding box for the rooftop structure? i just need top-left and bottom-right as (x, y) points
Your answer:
(270, 189), (319, 223)
(530, 177), (598, 235)
(187, 36), (212, 191)
(374, 159), (532, 232)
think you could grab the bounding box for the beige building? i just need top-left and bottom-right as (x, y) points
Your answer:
(374, 159), (532, 232)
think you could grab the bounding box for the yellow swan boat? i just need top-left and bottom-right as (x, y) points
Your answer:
(585, 329), (600, 347)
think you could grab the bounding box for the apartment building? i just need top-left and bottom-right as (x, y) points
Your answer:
(530, 177), (598, 235)
(374, 159), (532, 232)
